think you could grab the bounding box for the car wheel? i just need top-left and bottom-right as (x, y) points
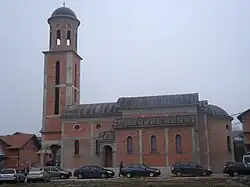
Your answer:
(60, 174), (65, 179)
(233, 172), (238, 177)
(202, 171), (207, 176)
(77, 174), (83, 179)
(176, 171), (182, 177)
(126, 172), (132, 178)
(101, 173), (106, 178)
(45, 176), (50, 182)
(148, 172), (154, 177)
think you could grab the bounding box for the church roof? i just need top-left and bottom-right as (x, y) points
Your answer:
(48, 6), (80, 25)
(207, 104), (230, 117)
(62, 93), (199, 118)
(61, 93), (231, 120)
(62, 102), (120, 118)
(51, 7), (77, 19)
(117, 93), (199, 109)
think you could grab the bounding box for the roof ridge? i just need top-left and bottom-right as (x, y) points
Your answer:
(81, 102), (117, 105)
(118, 93), (198, 99)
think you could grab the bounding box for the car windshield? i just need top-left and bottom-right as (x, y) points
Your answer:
(1, 169), (15, 174)
(142, 164), (150, 168)
(91, 166), (104, 170)
(30, 168), (42, 172)
(56, 167), (64, 171)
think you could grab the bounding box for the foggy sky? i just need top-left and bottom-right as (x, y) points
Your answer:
(0, 0), (249, 135)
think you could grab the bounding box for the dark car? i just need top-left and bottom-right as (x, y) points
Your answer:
(120, 164), (161, 178)
(223, 162), (250, 177)
(171, 163), (212, 177)
(44, 166), (72, 179)
(73, 165), (114, 179)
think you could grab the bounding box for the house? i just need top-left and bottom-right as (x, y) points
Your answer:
(237, 108), (250, 151)
(0, 132), (41, 168)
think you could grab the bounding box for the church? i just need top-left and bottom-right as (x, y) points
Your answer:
(40, 5), (234, 172)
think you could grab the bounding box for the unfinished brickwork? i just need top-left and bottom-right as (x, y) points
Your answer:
(40, 6), (234, 173)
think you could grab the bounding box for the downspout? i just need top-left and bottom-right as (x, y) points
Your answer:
(17, 149), (20, 169)
(204, 109), (210, 167)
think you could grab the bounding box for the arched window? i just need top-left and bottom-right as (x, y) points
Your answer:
(151, 135), (157, 153)
(54, 61), (60, 115)
(56, 30), (61, 45)
(175, 134), (182, 153)
(75, 28), (78, 49)
(67, 30), (71, 46)
(74, 140), (80, 155)
(49, 31), (52, 48)
(127, 136), (133, 154)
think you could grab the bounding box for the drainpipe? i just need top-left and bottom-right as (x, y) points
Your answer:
(204, 111), (210, 168)
(17, 150), (20, 169)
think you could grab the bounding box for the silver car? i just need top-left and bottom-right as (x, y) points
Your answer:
(0, 168), (25, 184)
(26, 168), (50, 183)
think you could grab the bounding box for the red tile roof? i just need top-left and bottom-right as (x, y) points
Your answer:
(0, 132), (36, 149)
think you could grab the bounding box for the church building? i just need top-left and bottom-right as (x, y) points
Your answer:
(40, 6), (234, 172)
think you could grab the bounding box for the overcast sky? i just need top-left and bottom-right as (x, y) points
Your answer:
(0, 0), (249, 134)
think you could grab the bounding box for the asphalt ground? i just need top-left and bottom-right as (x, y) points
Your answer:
(3, 176), (245, 187)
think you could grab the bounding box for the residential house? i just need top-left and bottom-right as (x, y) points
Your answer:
(237, 108), (250, 151)
(0, 132), (41, 168)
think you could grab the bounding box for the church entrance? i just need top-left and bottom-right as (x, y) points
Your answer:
(44, 144), (61, 166)
(103, 145), (113, 167)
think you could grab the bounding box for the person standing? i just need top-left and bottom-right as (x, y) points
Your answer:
(25, 166), (30, 176)
(119, 161), (123, 177)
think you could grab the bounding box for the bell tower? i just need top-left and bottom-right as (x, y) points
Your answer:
(48, 6), (79, 52)
(41, 5), (82, 153)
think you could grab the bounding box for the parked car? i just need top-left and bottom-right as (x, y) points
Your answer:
(74, 165), (114, 179)
(171, 163), (212, 177)
(43, 166), (71, 179)
(26, 167), (50, 183)
(120, 164), (161, 178)
(223, 162), (250, 177)
(0, 168), (26, 184)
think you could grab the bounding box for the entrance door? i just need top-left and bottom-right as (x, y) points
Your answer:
(103, 145), (113, 167)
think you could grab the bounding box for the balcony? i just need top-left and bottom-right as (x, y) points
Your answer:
(98, 131), (115, 141)
(96, 131), (115, 156)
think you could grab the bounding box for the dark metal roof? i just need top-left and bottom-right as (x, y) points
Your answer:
(117, 93), (199, 109)
(51, 7), (77, 18)
(48, 7), (80, 25)
(207, 104), (230, 117)
(62, 102), (120, 118)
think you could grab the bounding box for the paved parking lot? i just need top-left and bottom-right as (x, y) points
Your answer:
(4, 176), (244, 187)
(2, 174), (245, 187)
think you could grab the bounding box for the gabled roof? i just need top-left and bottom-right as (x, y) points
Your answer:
(237, 108), (250, 123)
(0, 132), (36, 149)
